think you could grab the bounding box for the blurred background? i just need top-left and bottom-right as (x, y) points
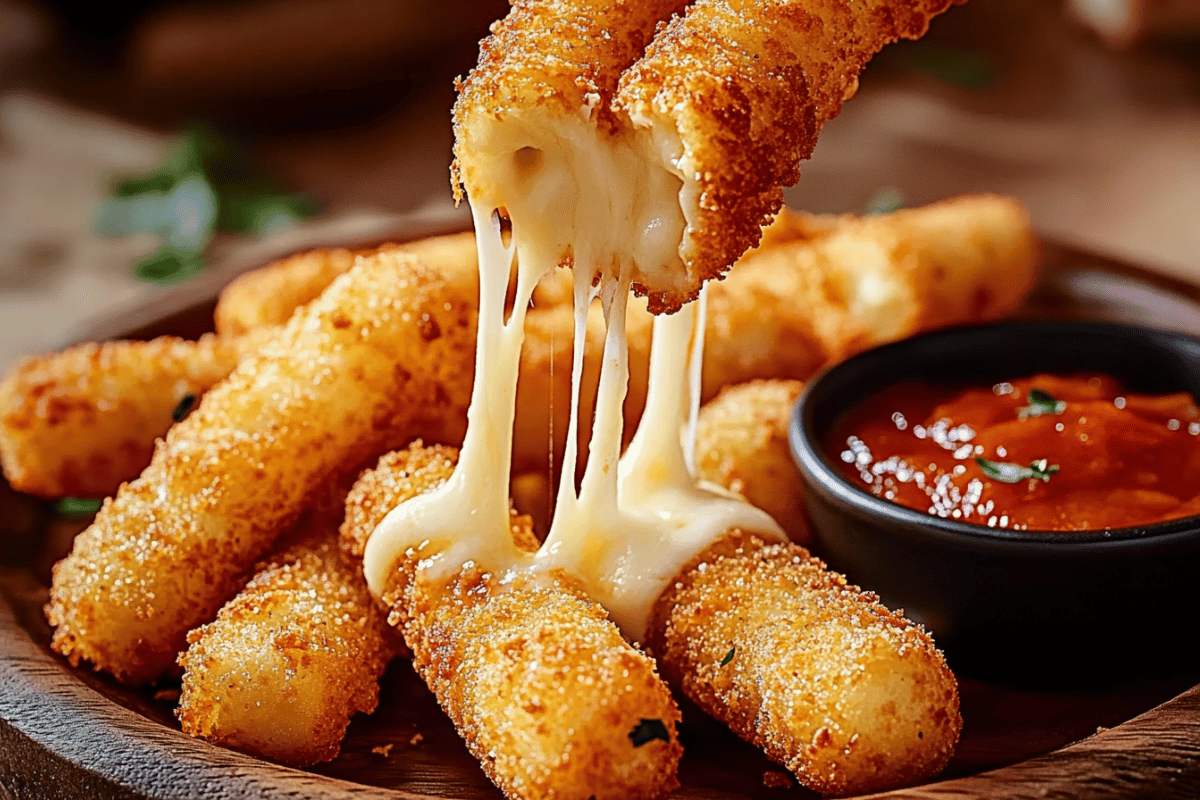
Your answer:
(0, 0), (1198, 369)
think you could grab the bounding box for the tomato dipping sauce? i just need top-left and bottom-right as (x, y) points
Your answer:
(828, 374), (1200, 531)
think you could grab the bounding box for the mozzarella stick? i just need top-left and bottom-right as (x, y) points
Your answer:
(1, 198), (1034, 506)
(177, 506), (399, 767)
(0, 329), (272, 499)
(46, 246), (478, 685)
(695, 379), (809, 543)
(647, 531), (961, 796)
(614, 0), (961, 306)
(342, 444), (683, 800)
(213, 232), (478, 337)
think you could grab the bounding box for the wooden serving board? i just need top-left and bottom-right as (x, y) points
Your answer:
(3, 242), (1200, 799)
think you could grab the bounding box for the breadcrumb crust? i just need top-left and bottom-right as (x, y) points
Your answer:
(45, 248), (479, 685)
(177, 510), (399, 766)
(648, 531), (961, 796)
(342, 443), (683, 800)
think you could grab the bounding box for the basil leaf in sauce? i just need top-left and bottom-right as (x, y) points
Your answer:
(976, 457), (1060, 484)
(1017, 388), (1066, 420)
(628, 718), (671, 747)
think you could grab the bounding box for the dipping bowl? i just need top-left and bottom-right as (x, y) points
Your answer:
(790, 321), (1200, 685)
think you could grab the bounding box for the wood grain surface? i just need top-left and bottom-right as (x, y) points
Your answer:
(3, 243), (1200, 799)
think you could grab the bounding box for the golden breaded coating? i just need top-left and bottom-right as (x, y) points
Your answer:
(177, 511), (399, 767)
(0, 329), (271, 499)
(695, 379), (808, 543)
(342, 444), (683, 800)
(213, 232), (478, 338)
(214, 248), (358, 338)
(615, 0), (962, 304)
(754, 195), (1039, 363)
(648, 531), (961, 796)
(46, 247), (478, 685)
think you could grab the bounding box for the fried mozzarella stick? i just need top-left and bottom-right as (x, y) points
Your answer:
(0, 197), (1033, 504)
(213, 232), (478, 337)
(177, 506), (399, 767)
(648, 531), (961, 796)
(0, 329), (272, 499)
(613, 0), (961, 307)
(342, 444), (683, 800)
(46, 247), (478, 685)
(694, 379), (809, 543)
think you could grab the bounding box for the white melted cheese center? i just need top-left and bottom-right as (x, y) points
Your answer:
(364, 106), (784, 641)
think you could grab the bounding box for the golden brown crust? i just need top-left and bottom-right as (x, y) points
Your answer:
(648, 531), (961, 796)
(213, 233), (479, 338)
(45, 247), (478, 685)
(616, 0), (964, 309)
(695, 379), (809, 543)
(342, 443), (683, 800)
(177, 513), (399, 767)
(0, 329), (272, 499)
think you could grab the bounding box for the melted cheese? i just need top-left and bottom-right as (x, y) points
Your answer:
(364, 102), (785, 641)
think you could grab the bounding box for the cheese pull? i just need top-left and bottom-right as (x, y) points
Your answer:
(342, 443), (683, 800)
(647, 531), (961, 796)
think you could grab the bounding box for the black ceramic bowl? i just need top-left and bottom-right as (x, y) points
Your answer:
(790, 321), (1200, 686)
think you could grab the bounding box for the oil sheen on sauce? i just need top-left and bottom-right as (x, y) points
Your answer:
(829, 374), (1200, 531)
(364, 107), (783, 642)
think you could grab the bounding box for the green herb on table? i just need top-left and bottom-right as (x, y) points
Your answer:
(55, 497), (102, 517)
(975, 457), (1060, 484)
(96, 126), (317, 284)
(628, 718), (671, 747)
(1017, 388), (1066, 420)
(863, 187), (905, 215)
(896, 42), (998, 90)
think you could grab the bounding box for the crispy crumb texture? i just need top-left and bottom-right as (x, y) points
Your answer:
(45, 247), (478, 685)
(177, 511), (399, 767)
(342, 443), (683, 800)
(649, 531), (961, 796)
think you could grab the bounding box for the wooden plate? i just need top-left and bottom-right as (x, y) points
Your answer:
(3, 241), (1200, 799)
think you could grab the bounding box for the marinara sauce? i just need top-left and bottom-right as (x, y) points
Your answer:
(828, 374), (1200, 531)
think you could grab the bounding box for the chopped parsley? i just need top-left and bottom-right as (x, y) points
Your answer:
(172, 393), (198, 422)
(1018, 388), (1066, 420)
(628, 718), (671, 747)
(975, 457), (1059, 484)
(720, 647), (736, 667)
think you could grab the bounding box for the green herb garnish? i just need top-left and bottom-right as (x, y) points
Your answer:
(720, 647), (736, 667)
(172, 394), (198, 423)
(96, 126), (317, 285)
(975, 457), (1059, 484)
(628, 718), (671, 747)
(55, 497), (102, 517)
(864, 187), (905, 215)
(1017, 388), (1066, 420)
